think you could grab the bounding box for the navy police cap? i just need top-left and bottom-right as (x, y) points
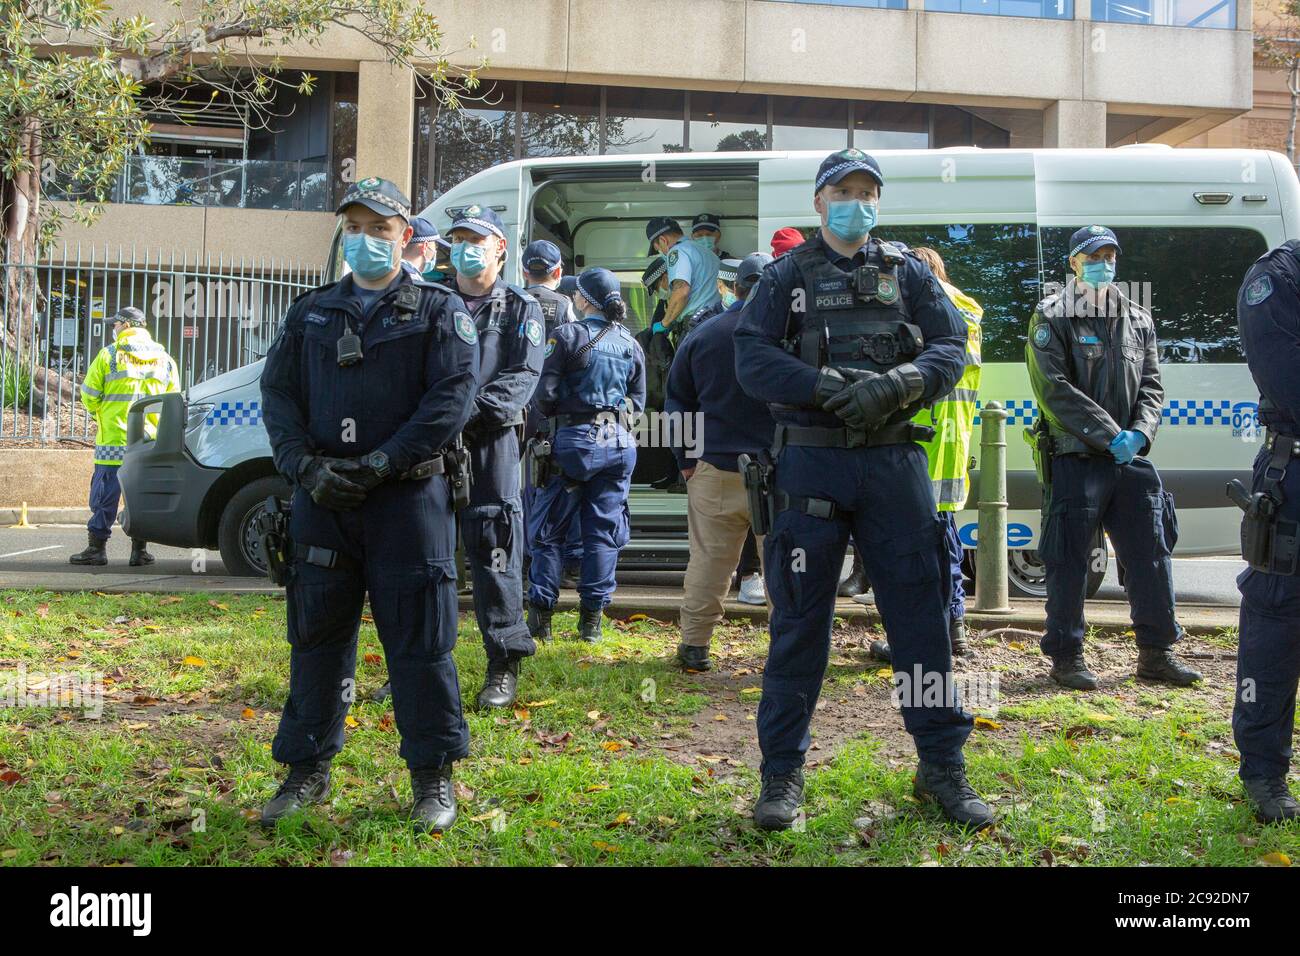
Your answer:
(449, 203), (506, 240)
(523, 239), (563, 276)
(646, 216), (683, 255)
(1068, 225), (1121, 258)
(737, 252), (774, 290)
(691, 213), (722, 234)
(336, 177), (411, 221)
(814, 148), (884, 194)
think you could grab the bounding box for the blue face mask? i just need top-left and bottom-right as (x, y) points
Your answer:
(1079, 259), (1116, 289)
(451, 240), (490, 277)
(694, 235), (717, 252)
(824, 199), (878, 242)
(421, 266), (447, 282)
(343, 233), (397, 281)
(721, 291), (738, 308)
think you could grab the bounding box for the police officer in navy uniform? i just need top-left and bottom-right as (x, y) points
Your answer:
(1232, 243), (1300, 822)
(400, 217), (450, 282)
(259, 177), (479, 833)
(526, 267), (646, 643)
(646, 216), (722, 341)
(1027, 225), (1200, 691)
(447, 205), (546, 710)
(521, 239), (583, 586)
(735, 149), (992, 831)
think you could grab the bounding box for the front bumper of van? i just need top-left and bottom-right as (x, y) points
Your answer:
(119, 392), (223, 549)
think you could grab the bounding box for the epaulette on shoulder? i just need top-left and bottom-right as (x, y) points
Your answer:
(505, 283), (537, 305)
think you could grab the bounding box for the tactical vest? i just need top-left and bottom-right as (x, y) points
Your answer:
(469, 283), (535, 427)
(563, 318), (636, 411)
(787, 240), (923, 379)
(527, 284), (573, 334)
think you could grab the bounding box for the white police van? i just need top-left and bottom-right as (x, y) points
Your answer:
(121, 146), (1294, 592)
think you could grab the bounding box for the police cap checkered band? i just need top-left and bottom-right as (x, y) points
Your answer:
(336, 177), (411, 221)
(718, 259), (740, 284)
(815, 148), (884, 193)
(641, 257), (667, 289)
(111, 306), (147, 327)
(408, 216), (439, 243)
(450, 204), (506, 240)
(1068, 225), (1121, 258)
(576, 267), (622, 308)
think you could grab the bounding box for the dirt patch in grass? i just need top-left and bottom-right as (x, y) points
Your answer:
(650, 621), (1241, 777)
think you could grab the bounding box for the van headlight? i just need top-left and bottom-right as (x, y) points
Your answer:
(185, 402), (215, 436)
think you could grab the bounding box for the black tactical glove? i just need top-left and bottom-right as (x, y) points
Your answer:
(812, 367), (850, 408)
(823, 364), (924, 431)
(333, 456), (389, 493)
(298, 456), (367, 511)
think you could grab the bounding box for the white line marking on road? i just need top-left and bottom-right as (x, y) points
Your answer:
(0, 545), (63, 559)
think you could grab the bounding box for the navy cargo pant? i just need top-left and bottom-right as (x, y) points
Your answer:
(528, 421), (636, 610)
(523, 470), (583, 569)
(87, 463), (123, 540)
(462, 425), (535, 665)
(1233, 446), (1300, 782)
(941, 511), (966, 623)
(760, 442), (973, 775)
(1039, 454), (1181, 658)
(272, 475), (466, 770)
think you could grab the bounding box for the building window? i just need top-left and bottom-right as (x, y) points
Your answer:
(604, 87), (686, 153)
(414, 81), (515, 208)
(688, 92), (768, 152)
(331, 72), (358, 209)
(768, 0), (907, 8)
(923, 0), (1074, 18)
(772, 96), (850, 151)
(854, 102), (929, 149)
(1091, 0), (1234, 27)
(520, 83), (602, 158)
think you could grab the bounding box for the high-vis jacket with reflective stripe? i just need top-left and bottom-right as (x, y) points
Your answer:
(81, 327), (180, 465)
(914, 280), (982, 511)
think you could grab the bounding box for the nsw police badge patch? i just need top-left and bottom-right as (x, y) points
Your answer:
(545, 337), (556, 358)
(667, 249), (679, 267)
(525, 318), (543, 347)
(454, 311), (478, 344)
(1245, 274), (1273, 306)
(1032, 324), (1052, 349)
(876, 275), (898, 304)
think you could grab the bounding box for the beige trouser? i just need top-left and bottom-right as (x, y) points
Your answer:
(680, 460), (767, 647)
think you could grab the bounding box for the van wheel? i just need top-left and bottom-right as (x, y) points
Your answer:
(217, 476), (291, 577)
(963, 537), (1106, 601)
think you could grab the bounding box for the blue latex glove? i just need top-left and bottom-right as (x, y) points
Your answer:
(651, 322), (667, 334)
(1109, 430), (1144, 465)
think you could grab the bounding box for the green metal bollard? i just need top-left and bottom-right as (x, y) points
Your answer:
(973, 400), (1014, 614)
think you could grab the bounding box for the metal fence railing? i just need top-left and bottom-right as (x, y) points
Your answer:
(1, 243), (322, 443)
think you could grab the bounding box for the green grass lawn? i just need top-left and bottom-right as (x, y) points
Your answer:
(1, 589), (1296, 866)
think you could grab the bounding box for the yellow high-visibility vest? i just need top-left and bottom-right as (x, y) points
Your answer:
(914, 280), (982, 511)
(81, 327), (180, 465)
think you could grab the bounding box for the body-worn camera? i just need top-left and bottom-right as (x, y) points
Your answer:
(852, 264), (880, 298)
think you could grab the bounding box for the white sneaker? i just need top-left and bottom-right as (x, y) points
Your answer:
(737, 573), (766, 605)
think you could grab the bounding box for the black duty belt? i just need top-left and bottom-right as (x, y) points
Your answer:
(553, 411), (618, 428)
(1265, 430), (1300, 458)
(773, 421), (934, 455)
(400, 455), (446, 480)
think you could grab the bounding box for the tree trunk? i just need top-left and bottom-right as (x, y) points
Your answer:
(1288, 59), (1300, 166)
(2, 116), (80, 417)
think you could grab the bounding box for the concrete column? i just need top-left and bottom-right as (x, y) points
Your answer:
(1235, 0), (1250, 31)
(1044, 99), (1106, 147)
(356, 61), (416, 198)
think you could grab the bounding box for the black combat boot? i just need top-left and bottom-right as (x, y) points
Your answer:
(913, 761), (995, 830)
(260, 759), (332, 826)
(410, 763), (457, 833)
(527, 602), (553, 642)
(68, 533), (108, 567)
(128, 539), (155, 567)
(578, 604), (603, 643)
(676, 643), (711, 672)
(476, 657), (520, 710)
(837, 552), (869, 598)
(1136, 646), (1202, 686)
(1243, 777), (1300, 824)
(869, 638), (892, 664)
(753, 768), (805, 831)
(561, 564), (580, 589)
(1050, 650), (1099, 690)
(950, 619), (969, 656)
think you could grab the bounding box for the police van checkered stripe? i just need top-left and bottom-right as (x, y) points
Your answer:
(206, 400), (262, 426)
(971, 399), (1247, 427)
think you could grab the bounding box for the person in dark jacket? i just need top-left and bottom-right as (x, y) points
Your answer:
(1026, 225), (1200, 691)
(666, 253), (776, 671)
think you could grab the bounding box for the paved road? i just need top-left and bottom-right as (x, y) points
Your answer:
(0, 524), (1248, 607)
